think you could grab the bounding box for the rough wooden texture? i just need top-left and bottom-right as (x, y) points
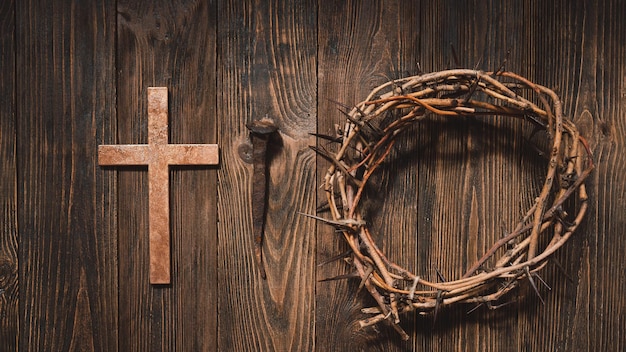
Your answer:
(15, 0), (118, 350)
(317, 0), (625, 351)
(316, 2), (419, 349)
(217, 0), (317, 350)
(3, 0), (626, 350)
(115, 0), (218, 350)
(557, 2), (626, 351)
(0, 0), (18, 350)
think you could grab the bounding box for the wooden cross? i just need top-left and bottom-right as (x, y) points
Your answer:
(98, 87), (219, 284)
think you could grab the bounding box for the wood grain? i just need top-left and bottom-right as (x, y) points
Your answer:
(0, 0), (18, 350)
(15, 0), (118, 350)
(317, 1), (422, 349)
(318, 0), (625, 351)
(115, 0), (218, 350)
(217, 0), (317, 350)
(3, 0), (626, 350)
(417, 2), (533, 352)
(558, 1), (626, 351)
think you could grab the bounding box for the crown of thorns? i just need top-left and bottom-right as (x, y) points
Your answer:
(309, 69), (593, 339)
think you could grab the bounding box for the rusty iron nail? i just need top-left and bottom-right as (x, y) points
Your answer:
(246, 118), (278, 279)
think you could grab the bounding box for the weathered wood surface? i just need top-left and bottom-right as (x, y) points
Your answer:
(0, 0), (18, 350)
(14, 0), (118, 351)
(115, 0), (218, 350)
(217, 0), (317, 350)
(316, 1), (533, 349)
(1, 0), (625, 351)
(318, 1), (625, 350)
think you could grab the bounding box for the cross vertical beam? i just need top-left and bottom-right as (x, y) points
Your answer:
(98, 87), (219, 284)
(147, 87), (171, 285)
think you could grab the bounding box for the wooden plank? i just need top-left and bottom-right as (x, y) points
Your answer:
(317, 0), (617, 350)
(0, 0), (18, 350)
(319, 1), (626, 351)
(316, 1), (422, 349)
(216, 0), (317, 350)
(513, 3), (579, 351)
(15, 0), (118, 350)
(6, 0), (624, 350)
(115, 1), (218, 350)
(414, 2), (531, 351)
(526, 1), (626, 351)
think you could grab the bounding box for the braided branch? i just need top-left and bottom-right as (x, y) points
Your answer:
(313, 69), (593, 339)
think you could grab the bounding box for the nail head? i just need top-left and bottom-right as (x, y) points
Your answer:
(247, 117), (278, 134)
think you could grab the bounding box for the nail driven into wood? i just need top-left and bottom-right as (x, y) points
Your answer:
(246, 118), (278, 279)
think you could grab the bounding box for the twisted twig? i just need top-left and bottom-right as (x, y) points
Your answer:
(312, 69), (593, 339)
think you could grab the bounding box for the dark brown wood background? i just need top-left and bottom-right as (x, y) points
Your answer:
(1, 0), (625, 351)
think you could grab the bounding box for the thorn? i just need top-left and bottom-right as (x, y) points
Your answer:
(319, 272), (360, 282)
(309, 145), (335, 161)
(318, 250), (352, 267)
(316, 202), (331, 213)
(316, 193), (343, 213)
(525, 266), (545, 305)
(533, 273), (552, 291)
(554, 213), (575, 228)
(298, 212), (366, 230)
(433, 290), (444, 325)
(357, 266), (374, 293)
(326, 97), (352, 111)
(467, 303), (483, 315)
(499, 277), (519, 291)
(336, 106), (384, 138)
(316, 201), (343, 213)
(463, 74), (481, 103)
(473, 55), (483, 71)
(551, 258), (575, 283)
(416, 62), (423, 75)
(524, 113), (548, 130)
(523, 136), (548, 159)
(449, 43), (460, 67)
(309, 132), (342, 143)
(315, 192), (343, 213)
(309, 146), (362, 187)
(494, 48), (511, 75)
(381, 72), (405, 95)
(353, 105), (368, 118)
(434, 267), (447, 282)
(487, 300), (515, 310)
(336, 107), (362, 124)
